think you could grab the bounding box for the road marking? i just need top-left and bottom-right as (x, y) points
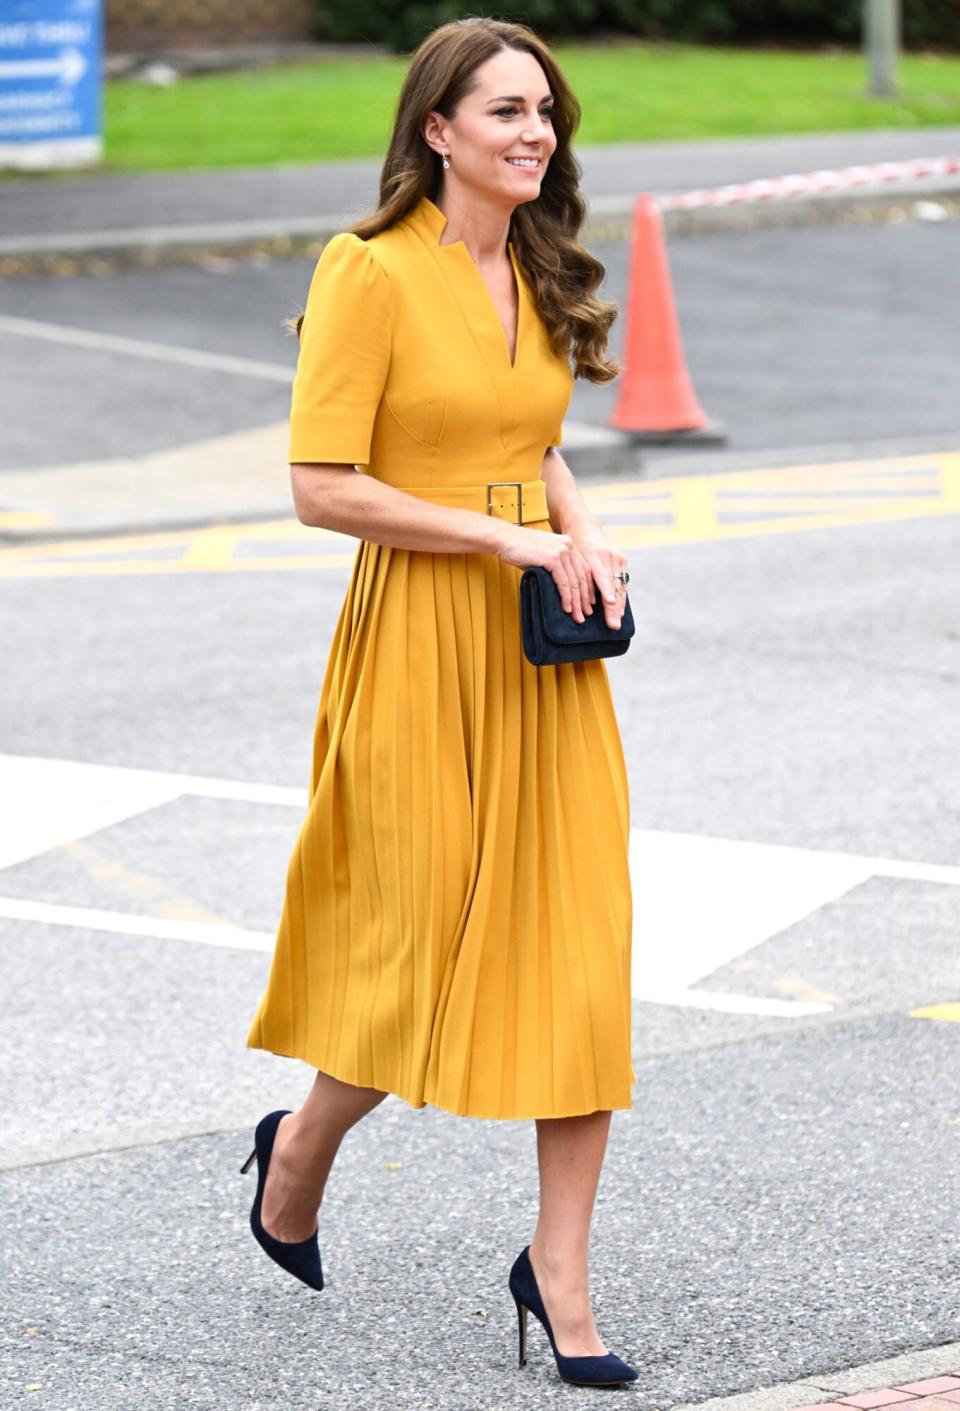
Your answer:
(3, 753), (958, 1017)
(1, 451), (957, 578)
(671, 478), (719, 537)
(0, 897), (271, 951)
(0, 509), (52, 529)
(0, 517), (355, 577)
(0, 314), (293, 382)
(0, 752), (303, 870)
(910, 1002), (960, 1023)
(179, 523), (258, 571)
(631, 829), (960, 1014)
(632, 985), (830, 1017)
(601, 451), (960, 549)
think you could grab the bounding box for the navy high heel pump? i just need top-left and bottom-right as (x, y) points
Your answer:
(508, 1245), (638, 1387)
(240, 1109), (324, 1291)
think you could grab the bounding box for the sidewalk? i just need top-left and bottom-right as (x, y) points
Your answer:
(790, 1383), (960, 1411)
(670, 1343), (960, 1411)
(2, 127), (959, 267)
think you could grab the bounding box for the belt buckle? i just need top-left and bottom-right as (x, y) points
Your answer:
(486, 481), (524, 525)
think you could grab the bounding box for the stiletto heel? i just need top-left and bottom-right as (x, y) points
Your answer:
(508, 1245), (638, 1387)
(241, 1109), (324, 1291)
(513, 1292), (528, 1366)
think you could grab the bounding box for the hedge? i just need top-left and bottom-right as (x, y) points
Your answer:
(313, 1), (960, 54)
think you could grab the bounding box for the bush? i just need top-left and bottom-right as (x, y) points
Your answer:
(314, 1), (626, 51)
(313, 0), (960, 54)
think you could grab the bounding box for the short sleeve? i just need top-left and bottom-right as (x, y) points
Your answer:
(548, 423), (563, 449)
(288, 233), (391, 466)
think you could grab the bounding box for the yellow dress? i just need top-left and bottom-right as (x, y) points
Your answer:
(245, 195), (634, 1120)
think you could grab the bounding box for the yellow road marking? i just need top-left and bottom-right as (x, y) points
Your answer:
(941, 456), (960, 507)
(0, 509), (53, 528)
(178, 524), (243, 571)
(771, 976), (844, 1006)
(613, 495), (960, 549)
(0, 553), (358, 577)
(910, 1002), (960, 1023)
(1, 450), (957, 577)
(670, 479), (718, 537)
(60, 837), (228, 925)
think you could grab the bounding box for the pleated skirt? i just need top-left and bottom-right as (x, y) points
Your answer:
(245, 514), (635, 1119)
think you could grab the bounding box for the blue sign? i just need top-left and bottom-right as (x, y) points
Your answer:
(0, 0), (102, 170)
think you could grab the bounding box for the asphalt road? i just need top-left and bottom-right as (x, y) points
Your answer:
(4, 127), (959, 245)
(1, 214), (959, 1411)
(1, 215), (958, 475)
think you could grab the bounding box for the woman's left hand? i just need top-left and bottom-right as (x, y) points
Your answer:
(564, 517), (630, 630)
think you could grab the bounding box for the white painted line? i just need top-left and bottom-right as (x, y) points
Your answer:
(0, 896), (272, 950)
(860, 856), (960, 886)
(0, 753), (305, 869)
(0, 315), (293, 383)
(3, 755), (957, 1017)
(631, 829), (876, 999)
(162, 772), (306, 808)
(630, 827), (960, 1012)
(639, 985), (832, 1017)
(0, 755), (185, 871)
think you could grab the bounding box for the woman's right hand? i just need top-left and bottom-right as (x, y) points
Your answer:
(494, 523), (596, 625)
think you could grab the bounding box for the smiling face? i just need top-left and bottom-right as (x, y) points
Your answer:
(424, 46), (558, 207)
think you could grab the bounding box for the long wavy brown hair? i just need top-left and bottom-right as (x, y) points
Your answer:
(294, 17), (620, 383)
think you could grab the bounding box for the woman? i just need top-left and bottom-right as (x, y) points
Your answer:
(242, 16), (637, 1389)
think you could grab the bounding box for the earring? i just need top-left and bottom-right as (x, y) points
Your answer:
(442, 152), (450, 169)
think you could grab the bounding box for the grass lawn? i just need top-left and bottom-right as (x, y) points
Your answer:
(99, 41), (960, 171)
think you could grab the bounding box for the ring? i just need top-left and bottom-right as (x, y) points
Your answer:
(614, 570), (630, 584)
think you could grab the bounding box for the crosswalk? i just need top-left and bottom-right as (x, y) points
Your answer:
(2, 752), (958, 1022)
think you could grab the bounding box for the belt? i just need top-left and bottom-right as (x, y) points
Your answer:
(396, 479), (548, 526)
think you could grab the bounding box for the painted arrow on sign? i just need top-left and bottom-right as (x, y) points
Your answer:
(0, 48), (87, 85)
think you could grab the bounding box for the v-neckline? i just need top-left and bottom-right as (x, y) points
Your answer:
(492, 255), (520, 370)
(411, 196), (525, 372)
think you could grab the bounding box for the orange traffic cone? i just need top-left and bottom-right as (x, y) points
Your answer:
(610, 194), (724, 441)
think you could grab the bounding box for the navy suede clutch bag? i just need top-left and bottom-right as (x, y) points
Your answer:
(520, 565), (635, 666)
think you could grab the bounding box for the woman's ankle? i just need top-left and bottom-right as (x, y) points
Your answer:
(529, 1236), (589, 1288)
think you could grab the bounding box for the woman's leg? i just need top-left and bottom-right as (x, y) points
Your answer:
(259, 1070), (388, 1241)
(528, 1110), (613, 1357)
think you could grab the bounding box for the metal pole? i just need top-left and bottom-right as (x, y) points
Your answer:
(864, 0), (900, 98)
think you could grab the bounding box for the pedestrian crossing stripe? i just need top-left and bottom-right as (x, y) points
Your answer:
(910, 1002), (960, 1023)
(0, 450), (957, 577)
(3, 751), (959, 1018)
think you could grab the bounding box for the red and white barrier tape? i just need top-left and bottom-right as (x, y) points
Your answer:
(657, 154), (960, 210)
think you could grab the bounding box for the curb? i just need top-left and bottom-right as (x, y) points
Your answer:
(666, 1340), (960, 1411)
(1, 181), (957, 278)
(2, 432), (956, 548)
(104, 40), (388, 80)
(0, 419), (643, 546)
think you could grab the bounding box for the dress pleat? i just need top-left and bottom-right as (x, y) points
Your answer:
(247, 520), (635, 1119)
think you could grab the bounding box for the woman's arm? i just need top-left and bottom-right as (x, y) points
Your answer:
(540, 447), (603, 535)
(538, 447), (629, 629)
(292, 456), (625, 628)
(291, 462), (506, 555)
